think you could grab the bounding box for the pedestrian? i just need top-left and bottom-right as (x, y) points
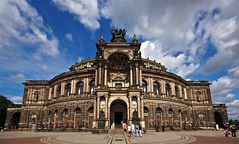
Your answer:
(139, 124), (142, 137)
(224, 127), (230, 137)
(123, 123), (127, 132)
(231, 125), (237, 137)
(127, 124), (132, 137)
(162, 124), (165, 132)
(135, 124), (139, 137)
(131, 123), (135, 136)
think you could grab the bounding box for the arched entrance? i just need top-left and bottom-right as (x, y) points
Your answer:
(214, 111), (223, 128)
(110, 99), (127, 128)
(11, 112), (21, 129)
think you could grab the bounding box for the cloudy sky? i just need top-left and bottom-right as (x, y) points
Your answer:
(0, 0), (238, 119)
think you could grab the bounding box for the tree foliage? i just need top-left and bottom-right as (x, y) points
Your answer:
(0, 94), (14, 128)
(0, 95), (13, 108)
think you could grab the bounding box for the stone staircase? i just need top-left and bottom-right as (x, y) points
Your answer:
(107, 129), (129, 144)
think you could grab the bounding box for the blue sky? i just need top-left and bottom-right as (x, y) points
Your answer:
(0, 0), (239, 120)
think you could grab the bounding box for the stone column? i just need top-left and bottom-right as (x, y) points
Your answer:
(105, 96), (109, 128)
(129, 96), (132, 124)
(97, 97), (100, 119)
(171, 83), (175, 97)
(48, 87), (52, 100)
(184, 88), (187, 100)
(104, 66), (107, 86)
(149, 77), (154, 96)
(86, 77), (89, 94)
(160, 80), (164, 97)
(71, 79), (75, 94)
(136, 64), (139, 85)
(93, 98), (97, 128)
(130, 66), (133, 86)
(95, 69), (98, 86)
(105, 96), (108, 119)
(139, 67), (142, 86)
(137, 96), (141, 118)
(179, 85), (182, 98)
(141, 97), (144, 120)
(54, 85), (57, 98)
(60, 82), (65, 96)
(99, 66), (102, 85)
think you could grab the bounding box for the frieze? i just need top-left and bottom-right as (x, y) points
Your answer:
(103, 49), (133, 60)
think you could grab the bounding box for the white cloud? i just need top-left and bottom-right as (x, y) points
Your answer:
(211, 66), (239, 119)
(65, 33), (73, 41)
(0, 0), (59, 57)
(0, 0), (73, 100)
(226, 100), (239, 120)
(52, 0), (100, 30)
(141, 41), (199, 78)
(100, 0), (239, 120)
(100, 0), (239, 77)
(8, 96), (23, 104)
(226, 93), (235, 102)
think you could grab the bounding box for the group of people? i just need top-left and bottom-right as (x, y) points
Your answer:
(123, 123), (143, 137)
(223, 124), (238, 137)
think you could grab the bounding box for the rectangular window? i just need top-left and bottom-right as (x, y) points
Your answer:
(115, 83), (122, 90)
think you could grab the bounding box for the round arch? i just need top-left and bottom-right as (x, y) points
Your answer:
(110, 99), (127, 128)
(107, 52), (130, 70)
(214, 111), (223, 128)
(11, 111), (21, 129)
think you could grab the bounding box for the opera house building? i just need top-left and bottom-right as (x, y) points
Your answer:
(5, 29), (227, 131)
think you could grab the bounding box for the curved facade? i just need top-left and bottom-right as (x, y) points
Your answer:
(5, 29), (228, 130)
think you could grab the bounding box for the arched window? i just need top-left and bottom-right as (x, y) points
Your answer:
(175, 85), (179, 97)
(74, 107), (81, 117)
(144, 107), (149, 113)
(62, 108), (68, 117)
(155, 107), (163, 116)
(54, 110), (58, 117)
(65, 83), (71, 96)
(88, 107), (94, 113)
(165, 83), (171, 96)
(153, 82), (160, 96)
(89, 80), (95, 95)
(142, 80), (147, 94)
(168, 108), (174, 116)
(76, 81), (84, 96)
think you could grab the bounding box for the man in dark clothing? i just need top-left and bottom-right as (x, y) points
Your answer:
(231, 125), (237, 137)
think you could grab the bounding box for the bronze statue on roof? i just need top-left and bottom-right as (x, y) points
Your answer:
(110, 27), (127, 43)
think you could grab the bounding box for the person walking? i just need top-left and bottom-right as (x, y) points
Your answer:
(131, 123), (135, 136)
(139, 124), (143, 137)
(231, 125), (237, 137)
(127, 124), (132, 137)
(135, 124), (139, 137)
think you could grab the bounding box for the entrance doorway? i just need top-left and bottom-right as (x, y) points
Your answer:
(214, 111), (223, 128)
(110, 99), (127, 129)
(115, 112), (123, 125)
(11, 112), (21, 129)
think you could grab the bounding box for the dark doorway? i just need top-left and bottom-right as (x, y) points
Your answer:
(11, 112), (21, 129)
(110, 99), (127, 128)
(214, 111), (223, 128)
(115, 112), (123, 127)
